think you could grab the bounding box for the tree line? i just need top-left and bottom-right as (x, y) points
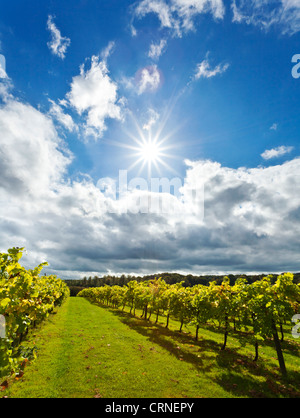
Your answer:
(65, 271), (300, 296)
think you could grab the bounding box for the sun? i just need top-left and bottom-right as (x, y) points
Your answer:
(124, 127), (180, 179)
(139, 139), (161, 163)
(130, 134), (172, 179)
(105, 111), (181, 178)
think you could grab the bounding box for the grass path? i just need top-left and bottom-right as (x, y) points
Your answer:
(5, 297), (224, 398)
(4, 297), (300, 398)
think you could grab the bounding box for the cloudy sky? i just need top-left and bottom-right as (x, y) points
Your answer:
(1, 0), (300, 279)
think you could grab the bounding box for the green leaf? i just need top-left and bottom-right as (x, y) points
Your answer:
(0, 298), (10, 308)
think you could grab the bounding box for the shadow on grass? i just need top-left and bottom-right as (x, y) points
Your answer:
(112, 310), (217, 372)
(87, 300), (300, 398)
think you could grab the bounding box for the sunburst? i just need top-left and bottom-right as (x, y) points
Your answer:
(102, 109), (182, 179)
(124, 114), (181, 179)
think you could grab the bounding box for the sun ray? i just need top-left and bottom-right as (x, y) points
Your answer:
(155, 156), (180, 177)
(127, 156), (145, 173)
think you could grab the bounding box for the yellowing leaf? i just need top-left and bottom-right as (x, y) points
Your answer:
(0, 298), (10, 308)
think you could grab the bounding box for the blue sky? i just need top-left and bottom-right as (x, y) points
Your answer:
(1, 0), (300, 278)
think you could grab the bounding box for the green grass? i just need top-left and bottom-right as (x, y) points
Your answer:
(3, 297), (300, 398)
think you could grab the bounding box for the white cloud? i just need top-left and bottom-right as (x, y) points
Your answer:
(134, 0), (225, 37)
(1, 82), (300, 278)
(172, 0), (225, 31)
(136, 65), (161, 94)
(121, 65), (161, 95)
(130, 24), (138, 37)
(134, 0), (300, 36)
(48, 99), (78, 133)
(66, 54), (124, 138)
(148, 39), (167, 60)
(194, 58), (229, 79)
(47, 15), (71, 59)
(2, 130), (300, 277)
(0, 98), (72, 197)
(142, 108), (160, 130)
(231, 0), (300, 35)
(261, 146), (294, 160)
(1, 91), (300, 277)
(101, 41), (116, 61)
(135, 0), (174, 31)
(270, 123), (278, 131)
(0, 79), (13, 101)
(231, 0), (245, 23)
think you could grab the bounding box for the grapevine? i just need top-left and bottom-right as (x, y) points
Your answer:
(0, 248), (69, 379)
(78, 275), (300, 377)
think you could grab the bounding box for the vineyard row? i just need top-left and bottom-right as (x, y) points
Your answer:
(78, 274), (300, 377)
(0, 248), (69, 380)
